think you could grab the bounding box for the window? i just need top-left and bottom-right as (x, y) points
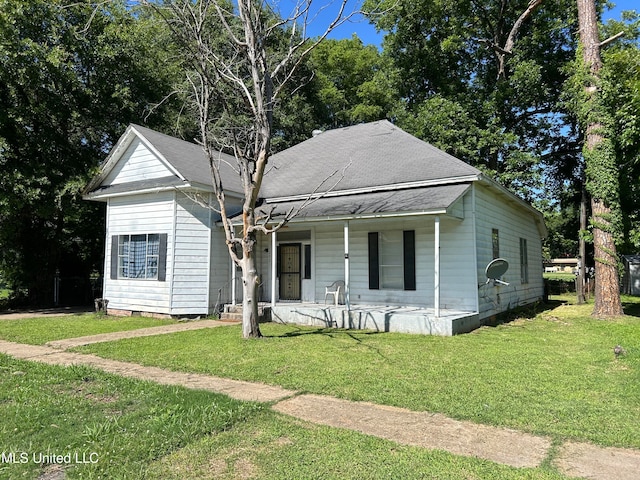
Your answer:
(368, 230), (416, 290)
(492, 229), (500, 259)
(520, 238), (529, 284)
(380, 231), (403, 289)
(111, 234), (167, 281)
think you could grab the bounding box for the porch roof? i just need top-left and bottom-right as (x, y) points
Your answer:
(252, 182), (471, 222)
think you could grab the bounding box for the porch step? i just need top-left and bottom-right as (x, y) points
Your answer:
(220, 305), (271, 322)
(220, 312), (243, 322)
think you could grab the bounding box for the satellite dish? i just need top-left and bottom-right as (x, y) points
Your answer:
(485, 258), (510, 286)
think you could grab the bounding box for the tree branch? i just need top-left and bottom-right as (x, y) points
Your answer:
(600, 31), (625, 48)
(483, 0), (544, 79)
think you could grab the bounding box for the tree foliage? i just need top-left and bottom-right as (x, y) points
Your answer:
(0, 0), (182, 303)
(600, 12), (640, 251)
(308, 35), (395, 128)
(364, 0), (579, 198)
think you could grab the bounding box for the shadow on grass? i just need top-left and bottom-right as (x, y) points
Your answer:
(268, 325), (382, 340)
(622, 301), (640, 318)
(482, 299), (566, 328)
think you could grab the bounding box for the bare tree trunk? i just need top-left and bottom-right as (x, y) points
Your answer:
(150, 0), (353, 337)
(576, 0), (623, 317)
(240, 250), (261, 338)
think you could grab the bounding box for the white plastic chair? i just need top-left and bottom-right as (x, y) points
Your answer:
(324, 280), (345, 306)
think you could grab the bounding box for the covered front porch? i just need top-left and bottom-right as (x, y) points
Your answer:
(269, 303), (480, 336)
(227, 190), (481, 336)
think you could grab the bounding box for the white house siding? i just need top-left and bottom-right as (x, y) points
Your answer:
(259, 214), (477, 311)
(439, 198), (478, 312)
(103, 138), (174, 185)
(473, 183), (544, 320)
(103, 192), (174, 314)
(209, 226), (233, 309)
(346, 216), (476, 310)
(314, 223), (349, 301)
(171, 194), (212, 315)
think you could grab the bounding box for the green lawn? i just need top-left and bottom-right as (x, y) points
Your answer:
(0, 355), (569, 480)
(0, 297), (638, 478)
(66, 295), (640, 450)
(0, 355), (261, 479)
(0, 313), (177, 345)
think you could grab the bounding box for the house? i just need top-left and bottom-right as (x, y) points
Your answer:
(543, 258), (579, 273)
(84, 121), (547, 335)
(622, 255), (640, 296)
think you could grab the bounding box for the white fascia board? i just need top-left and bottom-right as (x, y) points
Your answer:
(84, 125), (137, 193)
(83, 185), (187, 201)
(265, 174), (481, 204)
(177, 183), (245, 201)
(85, 182), (246, 202)
(223, 208), (449, 227)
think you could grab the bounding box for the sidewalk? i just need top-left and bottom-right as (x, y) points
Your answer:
(1, 321), (640, 479)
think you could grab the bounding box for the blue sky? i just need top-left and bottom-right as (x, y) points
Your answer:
(295, 0), (638, 47)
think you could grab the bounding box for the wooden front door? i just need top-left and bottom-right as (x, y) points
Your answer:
(279, 243), (301, 300)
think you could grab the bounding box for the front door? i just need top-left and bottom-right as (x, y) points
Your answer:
(279, 243), (301, 300)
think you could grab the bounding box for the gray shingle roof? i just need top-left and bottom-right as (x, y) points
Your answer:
(261, 120), (481, 198)
(131, 124), (241, 192)
(256, 183), (471, 220)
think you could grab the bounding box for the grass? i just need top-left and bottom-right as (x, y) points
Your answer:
(0, 313), (177, 345)
(70, 295), (640, 449)
(144, 411), (568, 480)
(0, 297), (638, 478)
(0, 355), (569, 480)
(0, 354), (261, 479)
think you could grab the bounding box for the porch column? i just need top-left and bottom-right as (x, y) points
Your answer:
(231, 255), (237, 306)
(271, 230), (277, 307)
(434, 215), (440, 317)
(344, 221), (351, 310)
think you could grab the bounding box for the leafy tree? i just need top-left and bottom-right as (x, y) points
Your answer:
(0, 0), (182, 304)
(600, 12), (640, 253)
(567, 0), (625, 316)
(538, 197), (580, 260)
(308, 35), (396, 128)
(364, 0), (579, 199)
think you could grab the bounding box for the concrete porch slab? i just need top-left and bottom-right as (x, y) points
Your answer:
(270, 303), (480, 336)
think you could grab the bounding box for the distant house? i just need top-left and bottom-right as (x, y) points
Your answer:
(84, 121), (547, 335)
(622, 255), (640, 296)
(543, 258), (579, 273)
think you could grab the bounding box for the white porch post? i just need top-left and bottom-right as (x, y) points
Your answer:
(271, 230), (277, 307)
(344, 221), (351, 310)
(434, 215), (440, 318)
(231, 255), (237, 306)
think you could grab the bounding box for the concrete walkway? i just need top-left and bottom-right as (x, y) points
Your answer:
(1, 320), (640, 479)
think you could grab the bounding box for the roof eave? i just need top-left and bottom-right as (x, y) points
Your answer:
(265, 174), (481, 204)
(83, 184), (187, 201)
(225, 208), (452, 227)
